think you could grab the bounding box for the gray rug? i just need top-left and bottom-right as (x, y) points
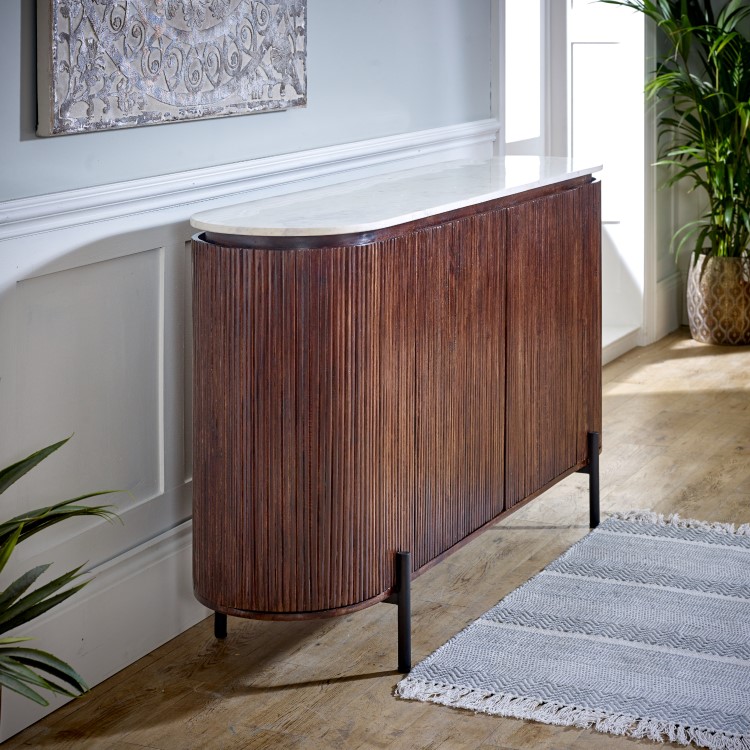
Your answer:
(396, 511), (750, 750)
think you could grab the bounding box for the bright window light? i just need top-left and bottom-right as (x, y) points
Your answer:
(505, 0), (542, 143)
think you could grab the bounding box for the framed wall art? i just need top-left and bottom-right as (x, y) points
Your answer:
(36, 0), (307, 136)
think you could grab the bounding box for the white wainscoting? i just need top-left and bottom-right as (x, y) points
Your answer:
(0, 119), (498, 739)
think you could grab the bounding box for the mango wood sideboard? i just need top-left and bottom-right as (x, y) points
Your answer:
(190, 157), (602, 672)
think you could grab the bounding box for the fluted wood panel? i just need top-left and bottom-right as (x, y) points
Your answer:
(193, 240), (415, 615)
(413, 211), (506, 571)
(192, 177), (601, 620)
(505, 181), (602, 507)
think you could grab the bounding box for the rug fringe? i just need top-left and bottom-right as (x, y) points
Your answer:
(610, 510), (750, 537)
(395, 678), (750, 750)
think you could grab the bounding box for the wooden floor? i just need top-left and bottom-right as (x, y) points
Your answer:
(6, 328), (750, 749)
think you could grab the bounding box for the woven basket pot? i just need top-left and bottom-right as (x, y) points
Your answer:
(687, 254), (750, 345)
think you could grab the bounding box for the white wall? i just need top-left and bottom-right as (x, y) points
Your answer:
(3, 0), (491, 201)
(0, 0), (494, 738)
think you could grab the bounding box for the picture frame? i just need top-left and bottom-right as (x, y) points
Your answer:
(36, 0), (307, 136)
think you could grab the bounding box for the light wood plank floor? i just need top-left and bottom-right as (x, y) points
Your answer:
(6, 328), (750, 749)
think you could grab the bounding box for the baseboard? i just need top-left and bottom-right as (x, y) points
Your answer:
(0, 118), (499, 741)
(661, 271), (684, 335)
(0, 118), (499, 241)
(0, 521), (210, 741)
(646, 271), (682, 344)
(602, 325), (641, 365)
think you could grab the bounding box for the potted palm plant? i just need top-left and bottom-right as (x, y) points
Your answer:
(604, 0), (750, 344)
(0, 437), (116, 706)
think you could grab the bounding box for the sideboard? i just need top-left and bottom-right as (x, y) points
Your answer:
(190, 157), (602, 672)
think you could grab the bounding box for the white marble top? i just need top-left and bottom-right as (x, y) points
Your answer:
(191, 156), (602, 237)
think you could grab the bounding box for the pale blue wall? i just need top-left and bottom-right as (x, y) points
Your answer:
(0, 0), (492, 202)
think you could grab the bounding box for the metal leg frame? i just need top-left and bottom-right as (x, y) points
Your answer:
(214, 611), (227, 639)
(577, 431), (600, 529)
(210, 437), (597, 661)
(384, 550), (412, 672)
(396, 551), (412, 673)
(212, 552), (412, 673)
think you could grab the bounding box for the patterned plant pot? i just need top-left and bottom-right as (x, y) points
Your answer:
(687, 254), (750, 345)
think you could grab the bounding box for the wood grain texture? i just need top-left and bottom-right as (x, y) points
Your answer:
(413, 211), (506, 571)
(10, 329), (750, 750)
(193, 240), (415, 616)
(192, 178), (600, 618)
(505, 181), (602, 507)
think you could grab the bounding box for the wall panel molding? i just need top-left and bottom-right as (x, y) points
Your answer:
(0, 119), (499, 242)
(0, 521), (208, 741)
(0, 118), (497, 740)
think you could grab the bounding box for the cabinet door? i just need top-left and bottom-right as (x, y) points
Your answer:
(193, 239), (416, 615)
(505, 181), (601, 508)
(413, 209), (507, 569)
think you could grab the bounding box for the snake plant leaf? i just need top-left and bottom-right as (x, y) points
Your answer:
(0, 564), (52, 611)
(0, 438), (70, 497)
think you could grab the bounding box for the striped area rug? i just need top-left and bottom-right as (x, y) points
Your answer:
(396, 512), (750, 749)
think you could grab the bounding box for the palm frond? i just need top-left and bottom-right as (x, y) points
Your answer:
(602, 0), (750, 258)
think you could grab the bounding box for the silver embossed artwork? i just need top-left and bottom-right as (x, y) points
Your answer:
(37, 0), (307, 136)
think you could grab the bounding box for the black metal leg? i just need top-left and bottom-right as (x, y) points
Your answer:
(397, 551), (411, 673)
(214, 612), (227, 639)
(588, 431), (600, 529)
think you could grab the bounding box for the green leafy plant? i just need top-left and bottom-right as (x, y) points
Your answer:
(602, 0), (750, 260)
(0, 437), (117, 705)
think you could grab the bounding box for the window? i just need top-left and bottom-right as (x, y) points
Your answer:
(505, 0), (542, 149)
(503, 0), (567, 157)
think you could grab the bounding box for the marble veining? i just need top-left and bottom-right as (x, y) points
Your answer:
(190, 156), (602, 237)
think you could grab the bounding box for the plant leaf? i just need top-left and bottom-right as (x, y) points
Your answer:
(0, 437), (121, 708)
(0, 495), (118, 548)
(0, 438), (70, 496)
(0, 564), (51, 611)
(0, 525), (23, 576)
(0, 655), (62, 691)
(599, 0), (750, 258)
(0, 655), (79, 703)
(0, 666), (49, 705)
(0, 647), (88, 692)
(0, 577), (88, 635)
